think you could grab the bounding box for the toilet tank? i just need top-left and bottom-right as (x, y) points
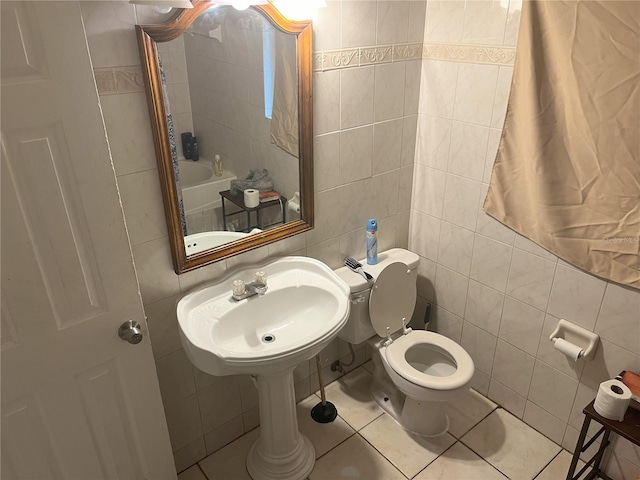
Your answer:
(335, 248), (419, 344)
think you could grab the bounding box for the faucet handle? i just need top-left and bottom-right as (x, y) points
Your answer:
(232, 279), (246, 296)
(255, 271), (267, 284)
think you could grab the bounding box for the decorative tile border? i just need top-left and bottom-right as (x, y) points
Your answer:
(392, 43), (424, 62)
(322, 48), (360, 71)
(313, 42), (515, 72)
(94, 66), (145, 95)
(422, 43), (516, 66)
(114, 66), (146, 93)
(360, 45), (393, 66)
(313, 53), (324, 73)
(94, 68), (117, 95)
(317, 43), (423, 71)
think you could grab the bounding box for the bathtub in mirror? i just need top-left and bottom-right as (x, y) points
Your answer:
(137, 0), (313, 273)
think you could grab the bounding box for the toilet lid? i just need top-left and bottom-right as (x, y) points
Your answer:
(369, 262), (417, 338)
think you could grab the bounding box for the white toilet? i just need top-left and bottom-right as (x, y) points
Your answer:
(336, 248), (475, 437)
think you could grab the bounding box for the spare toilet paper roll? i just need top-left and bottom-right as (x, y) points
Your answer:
(553, 338), (583, 361)
(244, 189), (259, 208)
(594, 379), (632, 421)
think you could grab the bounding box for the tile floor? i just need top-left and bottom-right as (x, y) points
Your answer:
(179, 365), (588, 480)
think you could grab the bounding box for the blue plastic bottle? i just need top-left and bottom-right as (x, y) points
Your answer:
(366, 219), (378, 265)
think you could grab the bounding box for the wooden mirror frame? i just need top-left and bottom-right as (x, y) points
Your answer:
(136, 0), (313, 274)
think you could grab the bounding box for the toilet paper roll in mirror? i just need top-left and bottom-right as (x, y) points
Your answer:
(553, 338), (583, 361)
(594, 379), (632, 421)
(288, 200), (300, 213)
(287, 191), (301, 214)
(244, 189), (259, 208)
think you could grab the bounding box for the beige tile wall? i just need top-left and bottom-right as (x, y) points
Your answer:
(83, 0), (424, 472)
(410, 2), (640, 478)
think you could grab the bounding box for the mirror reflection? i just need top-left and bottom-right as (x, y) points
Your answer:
(157, 6), (301, 256)
(138, 1), (313, 274)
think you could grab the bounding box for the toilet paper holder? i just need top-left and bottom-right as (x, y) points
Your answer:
(549, 319), (599, 360)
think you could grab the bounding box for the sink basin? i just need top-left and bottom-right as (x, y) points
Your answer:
(177, 256), (350, 375)
(177, 256), (350, 480)
(213, 285), (339, 356)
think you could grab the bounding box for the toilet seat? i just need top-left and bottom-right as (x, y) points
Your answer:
(384, 331), (474, 391)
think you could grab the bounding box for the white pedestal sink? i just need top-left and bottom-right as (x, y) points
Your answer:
(177, 257), (350, 480)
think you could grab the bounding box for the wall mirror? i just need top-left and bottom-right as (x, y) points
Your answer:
(137, 0), (313, 274)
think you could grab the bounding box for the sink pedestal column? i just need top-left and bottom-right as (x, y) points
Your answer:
(246, 369), (315, 480)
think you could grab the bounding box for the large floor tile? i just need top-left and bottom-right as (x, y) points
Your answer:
(445, 388), (498, 438)
(461, 408), (561, 480)
(309, 434), (406, 480)
(360, 413), (456, 478)
(535, 450), (587, 480)
(297, 394), (356, 458)
(414, 442), (507, 479)
(198, 428), (259, 480)
(323, 367), (383, 430)
(177, 465), (206, 480)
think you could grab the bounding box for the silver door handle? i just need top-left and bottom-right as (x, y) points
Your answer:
(118, 320), (143, 344)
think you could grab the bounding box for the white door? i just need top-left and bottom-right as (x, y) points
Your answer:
(1, 2), (176, 479)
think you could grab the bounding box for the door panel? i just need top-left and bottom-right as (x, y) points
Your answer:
(4, 124), (108, 329)
(1, 395), (64, 480)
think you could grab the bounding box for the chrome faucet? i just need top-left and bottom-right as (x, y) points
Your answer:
(231, 281), (268, 301)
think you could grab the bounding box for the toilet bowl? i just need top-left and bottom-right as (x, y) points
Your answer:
(336, 248), (475, 437)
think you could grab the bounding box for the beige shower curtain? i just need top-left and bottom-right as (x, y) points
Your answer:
(484, 0), (640, 289)
(270, 31), (299, 158)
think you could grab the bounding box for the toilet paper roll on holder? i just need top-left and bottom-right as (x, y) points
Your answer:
(549, 319), (599, 360)
(287, 191), (301, 213)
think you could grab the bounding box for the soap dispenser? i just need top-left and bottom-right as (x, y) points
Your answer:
(190, 136), (199, 161)
(181, 132), (193, 159)
(214, 154), (223, 177)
